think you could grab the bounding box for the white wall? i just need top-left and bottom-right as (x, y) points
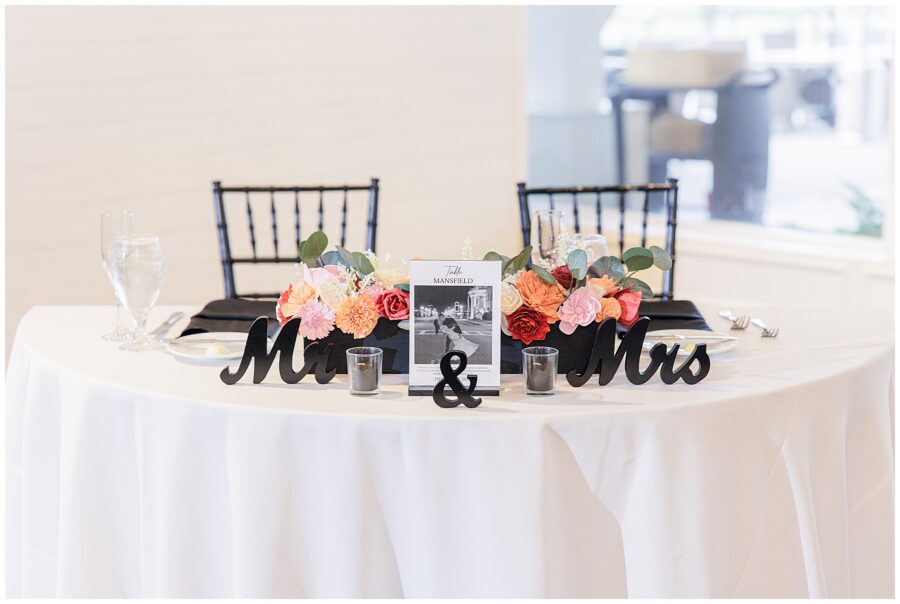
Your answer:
(6, 6), (526, 350)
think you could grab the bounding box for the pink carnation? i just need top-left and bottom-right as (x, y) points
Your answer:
(294, 299), (336, 340)
(557, 286), (603, 335)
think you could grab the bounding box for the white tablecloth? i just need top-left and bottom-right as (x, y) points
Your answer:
(6, 305), (894, 597)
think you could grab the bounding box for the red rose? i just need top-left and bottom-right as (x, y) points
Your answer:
(375, 289), (410, 320)
(506, 305), (551, 345)
(614, 287), (643, 328)
(551, 265), (573, 289)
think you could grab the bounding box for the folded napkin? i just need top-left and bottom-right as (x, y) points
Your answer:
(617, 299), (712, 334)
(181, 298), (279, 337)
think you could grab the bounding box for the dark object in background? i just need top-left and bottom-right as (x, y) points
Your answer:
(182, 298), (278, 337)
(629, 299), (711, 333)
(212, 179), (380, 299)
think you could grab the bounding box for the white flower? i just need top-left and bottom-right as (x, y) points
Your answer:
(500, 282), (523, 314)
(319, 281), (351, 309)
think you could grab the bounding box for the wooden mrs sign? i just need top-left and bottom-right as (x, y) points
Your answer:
(567, 317), (710, 387)
(220, 317), (336, 385)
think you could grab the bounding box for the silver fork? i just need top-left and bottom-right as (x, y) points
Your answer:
(750, 318), (779, 338)
(718, 310), (750, 330)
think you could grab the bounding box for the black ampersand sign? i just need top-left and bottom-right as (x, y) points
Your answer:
(432, 351), (482, 408)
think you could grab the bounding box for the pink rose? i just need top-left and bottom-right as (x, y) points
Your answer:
(557, 286), (603, 335)
(300, 263), (344, 290)
(375, 289), (410, 320)
(294, 299), (336, 340)
(614, 288), (643, 328)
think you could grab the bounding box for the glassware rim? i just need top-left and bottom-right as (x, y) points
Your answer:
(522, 346), (559, 357)
(115, 232), (160, 245)
(347, 346), (383, 357)
(569, 233), (607, 241)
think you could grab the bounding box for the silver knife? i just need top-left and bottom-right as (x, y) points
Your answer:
(150, 312), (185, 340)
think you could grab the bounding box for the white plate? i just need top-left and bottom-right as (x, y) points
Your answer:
(642, 329), (738, 356)
(166, 332), (250, 361)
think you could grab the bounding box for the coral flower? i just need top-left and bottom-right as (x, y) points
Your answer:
(596, 296), (622, 323)
(515, 270), (565, 323)
(335, 295), (380, 338)
(558, 287), (603, 335)
(276, 281), (318, 325)
(614, 288), (643, 328)
(295, 299), (336, 340)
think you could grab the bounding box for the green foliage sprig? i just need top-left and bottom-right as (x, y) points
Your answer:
(491, 243), (673, 299)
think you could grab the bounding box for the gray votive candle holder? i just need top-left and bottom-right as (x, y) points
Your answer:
(346, 347), (383, 395)
(523, 346), (559, 395)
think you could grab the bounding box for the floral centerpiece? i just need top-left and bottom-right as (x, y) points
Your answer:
(275, 231), (410, 342)
(487, 241), (672, 345)
(274, 230), (671, 373)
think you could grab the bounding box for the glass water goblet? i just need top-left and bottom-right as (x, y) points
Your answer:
(109, 234), (165, 352)
(100, 210), (134, 342)
(568, 233), (610, 266)
(530, 209), (568, 266)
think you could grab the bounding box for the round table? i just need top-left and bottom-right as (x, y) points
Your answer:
(6, 305), (894, 597)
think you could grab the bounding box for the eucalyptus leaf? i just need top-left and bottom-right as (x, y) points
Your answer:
(336, 246), (357, 271)
(532, 264), (557, 285)
(649, 245), (673, 270)
(353, 252), (375, 275)
(300, 231), (328, 261)
(321, 250), (345, 267)
(395, 283), (410, 293)
(566, 249), (588, 281)
(483, 251), (504, 263)
(620, 277), (654, 299)
(503, 245), (532, 276)
(588, 256), (625, 281)
(622, 247), (654, 271)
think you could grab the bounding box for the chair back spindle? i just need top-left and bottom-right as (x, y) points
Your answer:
(212, 178), (380, 299)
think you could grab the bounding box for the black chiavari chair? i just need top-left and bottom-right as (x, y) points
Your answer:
(213, 178), (380, 299)
(517, 179), (679, 300)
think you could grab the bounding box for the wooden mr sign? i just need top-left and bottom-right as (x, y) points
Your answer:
(220, 317), (335, 385)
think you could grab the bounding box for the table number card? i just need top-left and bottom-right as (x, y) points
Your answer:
(408, 260), (501, 395)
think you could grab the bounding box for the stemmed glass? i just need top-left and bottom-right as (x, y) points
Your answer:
(568, 233), (609, 266)
(530, 209), (568, 266)
(100, 211), (134, 341)
(108, 234), (165, 352)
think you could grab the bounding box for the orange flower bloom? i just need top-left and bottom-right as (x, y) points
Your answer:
(596, 296), (622, 322)
(335, 295), (379, 338)
(587, 275), (618, 297)
(516, 270), (565, 323)
(276, 281), (318, 324)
